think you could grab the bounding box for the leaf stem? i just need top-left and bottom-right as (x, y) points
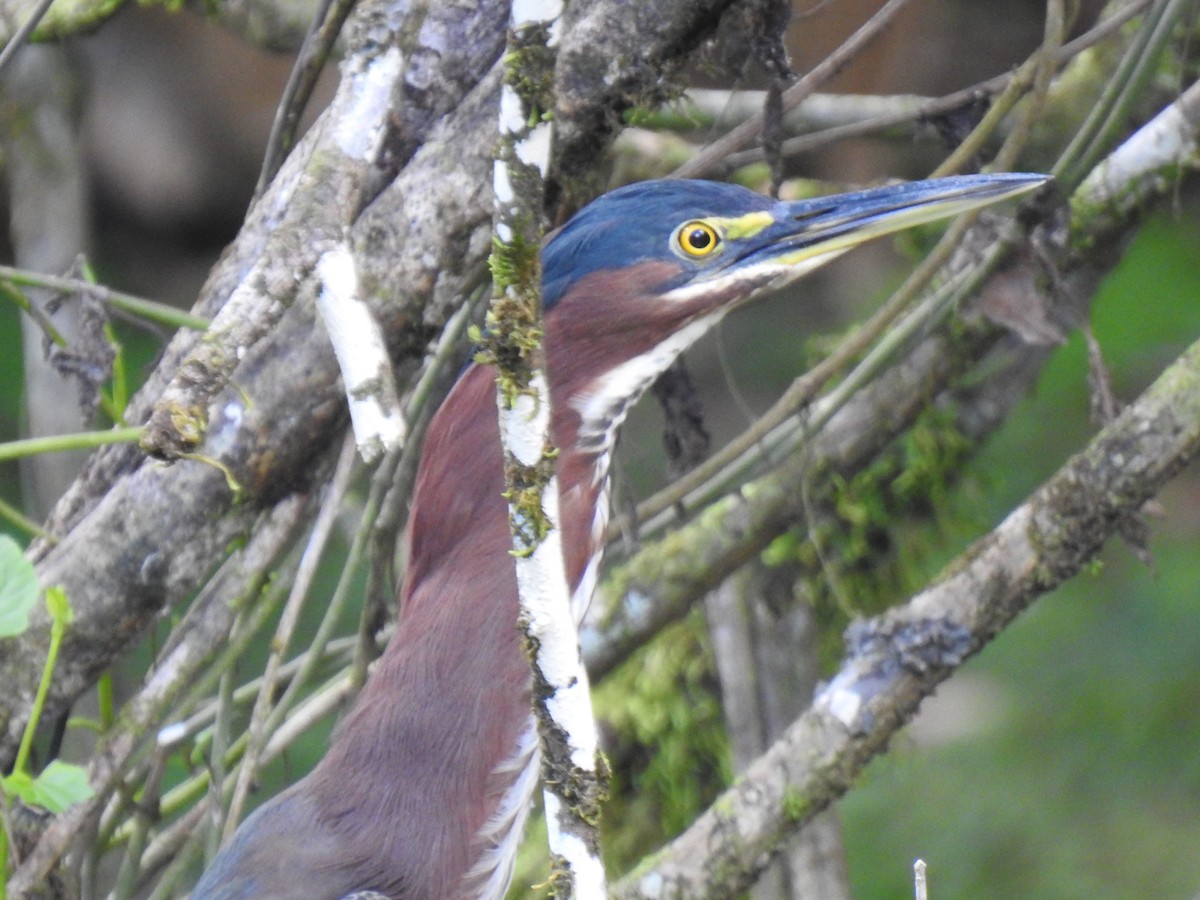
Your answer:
(0, 266), (209, 332)
(13, 588), (71, 776)
(0, 497), (46, 540)
(0, 427), (141, 464)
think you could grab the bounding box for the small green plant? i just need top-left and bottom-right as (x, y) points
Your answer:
(0, 535), (94, 896)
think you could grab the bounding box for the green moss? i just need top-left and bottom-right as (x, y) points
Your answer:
(503, 453), (557, 557)
(781, 785), (810, 823)
(595, 614), (731, 873)
(488, 231), (540, 294)
(30, 0), (128, 39)
(505, 22), (557, 125)
(138, 402), (207, 455)
(763, 405), (977, 660)
(480, 229), (546, 408)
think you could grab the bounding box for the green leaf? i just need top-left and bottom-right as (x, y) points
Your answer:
(32, 760), (93, 812)
(45, 584), (73, 626)
(0, 534), (37, 637)
(3, 761), (93, 813)
(1, 770), (37, 805)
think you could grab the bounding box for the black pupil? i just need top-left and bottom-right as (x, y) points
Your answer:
(688, 227), (713, 250)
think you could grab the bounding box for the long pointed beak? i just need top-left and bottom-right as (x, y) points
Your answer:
(723, 172), (1049, 279)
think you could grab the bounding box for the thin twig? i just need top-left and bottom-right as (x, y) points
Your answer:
(1055, 0), (1192, 189)
(0, 427), (141, 463)
(0, 0), (57, 80)
(224, 433), (359, 834)
(263, 462), (376, 738)
(0, 265), (209, 331)
(989, 0), (1070, 172)
(256, 0), (356, 195)
(131, 671), (357, 886)
(0, 496), (47, 539)
(119, 637), (356, 763)
(714, 0), (1151, 170)
(7, 495), (310, 895)
(672, 0), (918, 179)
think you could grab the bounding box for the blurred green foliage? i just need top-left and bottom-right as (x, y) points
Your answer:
(511, 204), (1200, 898)
(841, 208), (1200, 898)
(597, 613), (732, 871)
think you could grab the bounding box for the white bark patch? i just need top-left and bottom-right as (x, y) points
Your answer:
(155, 721), (187, 749)
(501, 373), (551, 466)
(332, 47), (403, 160)
(544, 793), (608, 900)
(496, 367), (604, 845)
(498, 84), (526, 137)
(813, 670), (866, 731)
(512, 0), (564, 27)
(511, 473), (598, 755)
(516, 121), (553, 168)
(493, 157), (516, 205)
(204, 399), (245, 457)
(504, 463), (601, 765)
(315, 244), (406, 462)
(1076, 79), (1200, 211)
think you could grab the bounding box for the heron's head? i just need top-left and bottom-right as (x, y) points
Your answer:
(541, 173), (1047, 452)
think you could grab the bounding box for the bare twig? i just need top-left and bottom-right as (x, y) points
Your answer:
(7, 494), (312, 894)
(613, 298), (1200, 899)
(224, 433), (358, 834)
(0, 265), (209, 332)
(0, 0), (56, 79)
(672, 0), (917, 179)
(256, 0), (355, 194)
(708, 0), (1152, 170)
(1054, 0), (1194, 189)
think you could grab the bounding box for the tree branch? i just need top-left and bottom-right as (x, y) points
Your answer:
(605, 75), (1200, 896)
(0, 1), (753, 889)
(614, 324), (1200, 897)
(671, 0), (918, 179)
(585, 22), (1200, 689)
(488, 0), (609, 892)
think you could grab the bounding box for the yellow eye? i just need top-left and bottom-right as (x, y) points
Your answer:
(677, 221), (720, 257)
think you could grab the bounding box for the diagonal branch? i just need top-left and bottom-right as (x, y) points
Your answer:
(1, 1), (755, 889)
(604, 74), (1200, 896)
(671, 0), (918, 179)
(613, 322), (1200, 897)
(585, 64), (1200, 691)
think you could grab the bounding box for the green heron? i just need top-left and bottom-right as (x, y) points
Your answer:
(192, 173), (1046, 899)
